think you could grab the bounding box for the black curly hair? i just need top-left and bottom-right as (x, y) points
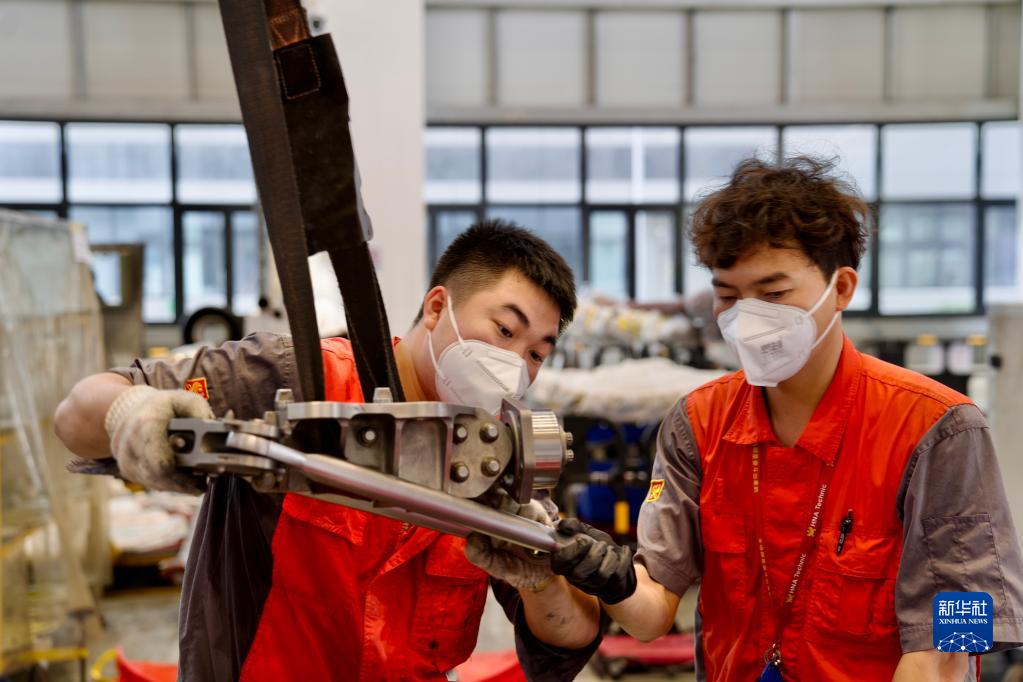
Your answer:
(689, 155), (872, 277)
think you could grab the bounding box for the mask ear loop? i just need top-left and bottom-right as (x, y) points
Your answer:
(806, 271), (839, 317)
(445, 293), (466, 344)
(427, 325), (446, 382)
(808, 272), (841, 351)
(427, 290), (468, 382)
(428, 292), (462, 383)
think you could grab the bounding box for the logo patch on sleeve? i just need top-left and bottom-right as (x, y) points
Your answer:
(646, 479), (666, 502)
(184, 377), (209, 400)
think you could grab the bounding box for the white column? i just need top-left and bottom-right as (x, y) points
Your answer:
(992, 11), (1023, 549)
(310, 0), (426, 333)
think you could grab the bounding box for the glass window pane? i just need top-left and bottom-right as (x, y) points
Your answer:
(0, 121), (62, 202)
(881, 123), (977, 200)
(848, 242), (872, 312)
(635, 211), (677, 301)
(232, 211), (262, 316)
(67, 123), (172, 203)
(486, 128), (581, 203)
(683, 127), (777, 201)
(70, 206), (175, 322)
(92, 251), (123, 306)
(16, 209), (60, 219)
(589, 211), (628, 299)
(586, 128), (680, 204)
(985, 205), (1021, 303)
(782, 125), (878, 201)
(981, 122), (1020, 200)
(183, 212), (227, 315)
(425, 127), (481, 203)
(485, 206), (582, 277)
(879, 204), (976, 314)
(433, 210), (478, 265)
(681, 207), (713, 296)
(176, 124), (256, 204)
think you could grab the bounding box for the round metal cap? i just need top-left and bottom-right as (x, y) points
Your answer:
(529, 410), (568, 490)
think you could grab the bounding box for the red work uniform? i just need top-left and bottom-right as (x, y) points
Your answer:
(636, 336), (1023, 682)
(106, 333), (598, 681)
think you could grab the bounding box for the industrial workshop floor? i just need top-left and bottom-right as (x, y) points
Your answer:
(87, 587), (696, 681)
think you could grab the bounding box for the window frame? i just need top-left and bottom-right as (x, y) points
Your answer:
(0, 118), (262, 326)
(425, 120), (1016, 319)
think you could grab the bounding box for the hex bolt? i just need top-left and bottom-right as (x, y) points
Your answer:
(481, 457), (502, 476)
(358, 428), (378, 447)
(480, 423), (500, 443)
(453, 425), (469, 444)
(565, 432), (574, 448)
(450, 461), (471, 483)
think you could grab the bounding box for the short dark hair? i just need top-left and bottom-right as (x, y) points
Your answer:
(689, 155), (871, 278)
(417, 219), (577, 332)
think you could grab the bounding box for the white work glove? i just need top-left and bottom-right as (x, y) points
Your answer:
(104, 385), (213, 494)
(465, 489), (559, 591)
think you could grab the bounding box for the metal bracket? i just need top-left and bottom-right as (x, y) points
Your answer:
(168, 396), (573, 552)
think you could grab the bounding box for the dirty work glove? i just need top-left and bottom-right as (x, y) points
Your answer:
(465, 489), (559, 591)
(551, 518), (637, 605)
(104, 385), (213, 494)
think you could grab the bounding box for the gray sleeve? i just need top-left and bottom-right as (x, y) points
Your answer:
(895, 403), (1023, 653)
(634, 395), (703, 598)
(107, 332), (300, 420)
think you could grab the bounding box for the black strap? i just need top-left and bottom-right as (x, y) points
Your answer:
(218, 0), (324, 403)
(275, 34), (405, 401)
(217, 0), (404, 403)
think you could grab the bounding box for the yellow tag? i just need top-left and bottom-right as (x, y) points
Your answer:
(614, 501), (631, 535)
(646, 479), (665, 502)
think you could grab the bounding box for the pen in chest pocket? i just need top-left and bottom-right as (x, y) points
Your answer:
(836, 509), (853, 555)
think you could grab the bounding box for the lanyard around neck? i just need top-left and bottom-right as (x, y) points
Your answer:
(750, 443), (839, 667)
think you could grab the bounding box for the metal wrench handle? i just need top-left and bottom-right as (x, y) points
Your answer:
(226, 432), (562, 553)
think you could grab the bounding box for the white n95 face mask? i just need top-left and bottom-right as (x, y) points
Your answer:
(427, 296), (530, 415)
(717, 272), (840, 388)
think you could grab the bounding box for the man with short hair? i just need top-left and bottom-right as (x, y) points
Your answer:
(55, 220), (600, 681)
(549, 157), (1023, 681)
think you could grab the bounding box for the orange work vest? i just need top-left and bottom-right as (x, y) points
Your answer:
(687, 336), (969, 681)
(240, 338), (489, 681)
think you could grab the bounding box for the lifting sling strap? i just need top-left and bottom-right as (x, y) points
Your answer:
(217, 0), (405, 406)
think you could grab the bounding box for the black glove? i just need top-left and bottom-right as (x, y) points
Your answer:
(550, 518), (637, 605)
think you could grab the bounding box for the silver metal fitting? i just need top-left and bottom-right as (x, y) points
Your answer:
(450, 461), (470, 483)
(480, 423), (500, 443)
(481, 457), (502, 477)
(358, 428), (378, 446)
(529, 411), (568, 491)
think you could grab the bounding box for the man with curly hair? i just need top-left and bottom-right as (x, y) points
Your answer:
(551, 157), (1023, 682)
